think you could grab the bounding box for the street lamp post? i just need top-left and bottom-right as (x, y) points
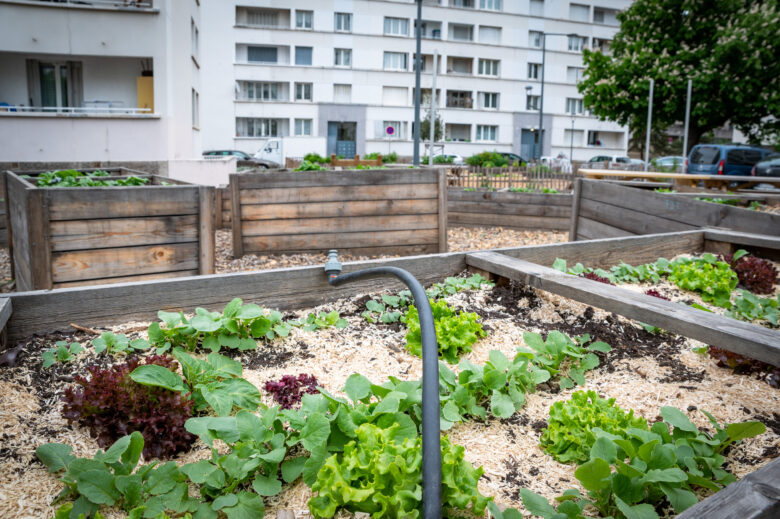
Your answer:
(537, 32), (579, 161)
(570, 118), (575, 163)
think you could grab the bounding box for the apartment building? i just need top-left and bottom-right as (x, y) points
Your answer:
(0, 0), (201, 166)
(200, 0), (631, 161)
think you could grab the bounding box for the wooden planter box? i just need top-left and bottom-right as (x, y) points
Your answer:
(230, 168), (448, 257)
(0, 229), (777, 518)
(448, 190), (572, 231)
(3, 170), (215, 290)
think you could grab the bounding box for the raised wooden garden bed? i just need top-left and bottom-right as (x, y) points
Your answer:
(448, 190), (572, 231)
(570, 179), (780, 241)
(3, 170), (215, 291)
(0, 229), (777, 518)
(229, 168), (447, 257)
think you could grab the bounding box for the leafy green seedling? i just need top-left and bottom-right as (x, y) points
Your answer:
(42, 341), (84, 368)
(92, 332), (150, 355)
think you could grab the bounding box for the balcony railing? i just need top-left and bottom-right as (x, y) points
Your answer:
(30, 0), (154, 8)
(0, 105), (153, 115)
(446, 96), (473, 109)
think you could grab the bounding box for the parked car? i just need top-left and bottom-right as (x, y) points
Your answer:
(687, 144), (772, 176)
(653, 156), (685, 171)
(752, 153), (780, 177)
(629, 158), (646, 168)
(585, 155), (633, 169)
(433, 153), (465, 165)
(498, 152), (527, 165)
(203, 149), (267, 167)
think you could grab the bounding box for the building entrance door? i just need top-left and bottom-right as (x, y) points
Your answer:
(327, 122), (356, 157)
(521, 129), (544, 159)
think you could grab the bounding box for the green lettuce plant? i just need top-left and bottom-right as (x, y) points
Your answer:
(402, 299), (486, 364)
(521, 332), (611, 389)
(668, 256), (737, 308)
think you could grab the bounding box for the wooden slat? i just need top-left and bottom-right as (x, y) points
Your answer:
(447, 201), (571, 217)
(569, 177), (582, 242)
(581, 180), (780, 236)
(242, 214), (438, 237)
(243, 229), (439, 253)
(7, 251), (467, 341)
(676, 458), (780, 519)
(54, 269), (200, 289)
(576, 217), (634, 240)
(48, 215), (199, 251)
(466, 251), (780, 366)
(236, 168), (437, 189)
(497, 230), (704, 269)
(6, 173), (30, 290)
(241, 199), (437, 221)
(27, 190), (52, 289)
(703, 229), (780, 250)
(438, 169), (448, 253)
(579, 198), (697, 235)
(46, 186), (200, 220)
(230, 177), (243, 257)
(198, 186), (215, 275)
(448, 212), (569, 230)
(448, 190), (573, 205)
(0, 297), (11, 334)
(51, 243), (200, 283)
(240, 184), (438, 204)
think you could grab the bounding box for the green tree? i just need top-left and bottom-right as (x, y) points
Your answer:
(420, 110), (444, 142)
(578, 0), (780, 153)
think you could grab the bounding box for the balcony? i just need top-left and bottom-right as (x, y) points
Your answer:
(592, 38), (612, 55)
(446, 56), (473, 75)
(0, 52), (156, 117)
(445, 123), (471, 142)
(593, 7), (619, 26)
(16, 0), (154, 8)
(236, 44), (290, 65)
(449, 0), (475, 8)
(413, 54), (441, 74)
(235, 81), (289, 102)
(446, 90), (473, 109)
(416, 20), (442, 40)
(235, 6), (290, 29)
(449, 23), (474, 42)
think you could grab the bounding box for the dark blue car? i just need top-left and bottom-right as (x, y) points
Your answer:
(687, 144), (772, 176)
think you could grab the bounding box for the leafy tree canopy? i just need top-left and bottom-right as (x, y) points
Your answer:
(578, 0), (780, 151)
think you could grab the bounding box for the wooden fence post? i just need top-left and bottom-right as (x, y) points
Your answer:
(438, 169), (449, 253)
(569, 177), (583, 242)
(198, 186), (215, 274)
(27, 189), (53, 289)
(230, 174), (243, 258)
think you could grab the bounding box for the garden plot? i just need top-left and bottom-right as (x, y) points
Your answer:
(0, 272), (777, 519)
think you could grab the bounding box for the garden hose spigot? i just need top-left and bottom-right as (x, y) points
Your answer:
(324, 250), (343, 283)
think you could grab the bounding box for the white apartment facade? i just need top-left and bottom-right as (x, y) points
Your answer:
(200, 0), (631, 161)
(0, 0), (201, 165)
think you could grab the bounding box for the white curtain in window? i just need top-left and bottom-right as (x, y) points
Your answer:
(247, 10), (278, 26)
(478, 26), (500, 44)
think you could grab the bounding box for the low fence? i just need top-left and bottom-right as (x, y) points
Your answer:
(448, 166), (575, 192)
(3, 170), (214, 290)
(570, 179), (780, 241)
(448, 190), (571, 231)
(230, 168), (447, 257)
(284, 154), (383, 169)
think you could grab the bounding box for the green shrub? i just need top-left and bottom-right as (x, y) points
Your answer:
(303, 153), (330, 164)
(466, 151), (508, 167)
(295, 160), (328, 171)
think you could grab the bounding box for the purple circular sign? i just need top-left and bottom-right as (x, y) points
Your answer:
(386, 126), (395, 135)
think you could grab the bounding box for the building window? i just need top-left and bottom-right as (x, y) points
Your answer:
(244, 8), (280, 27)
(527, 63), (541, 79)
(588, 131), (600, 146)
(334, 48), (352, 67)
(568, 35), (586, 51)
(478, 26), (501, 44)
(528, 30), (542, 48)
(236, 117), (280, 137)
(247, 46), (278, 63)
(566, 98), (584, 114)
(446, 90), (473, 109)
(334, 83), (351, 103)
(476, 125), (497, 141)
(295, 46), (312, 66)
(529, 0), (544, 16)
(382, 86), (408, 106)
(569, 3), (590, 22)
(334, 12), (352, 32)
(383, 120), (402, 139)
(295, 10), (313, 29)
(479, 92), (498, 109)
(479, 0), (502, 11)
(450, 23), (474, 41)
(242, 82), (281, 101)
(191, 19), (199, 61)
(567, 66), (584, 83)
(384, 17), (408, 36)
(526, 95), (540, 110)
(478, 58), (499, 76)
(191, 89), (199, 128)
(294, 118), (312, 136)
(295, 82), (312, 101)
(383, 52), (408, 70)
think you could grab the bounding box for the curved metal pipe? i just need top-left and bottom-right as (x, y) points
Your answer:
(324, 251), (442, 519)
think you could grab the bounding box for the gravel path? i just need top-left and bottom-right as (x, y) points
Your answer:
(215, 227), (568, 273)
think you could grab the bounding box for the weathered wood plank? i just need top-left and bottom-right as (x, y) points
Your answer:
(448, 190), (573, 205)
(240, 184), (438, 204)
(7, 252), (467, 341)
(241, 199), (438, 221)
(27, 190), (53, 289)
(496, 230), (704, 269)
(6, 173), (30, 290)
(569, 177), (582, 242)
(242, 214), (438, 236)
(579, 198), (698, 235)
(576, 217), (635, 240)
(0, 297), (11, 334)
(46, 186), (200, 220)
(447, 201), (571, 217)
(438, 169), (448, 253)
(198, 186), (215, 275)
(466, 251), (780, 366)
(230, 177), (243, 257)
(51, 243), (200, 283)
(48, 215), (199, 251)
(677, 458), (780, 519)
(243, 229), (439, 253)
(703, 229), (780, 250)
(581, 180), (780, 236)
(448, 212), (569, 230)
(54, 269), (200, 289)
(236, 169), (437, 189)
